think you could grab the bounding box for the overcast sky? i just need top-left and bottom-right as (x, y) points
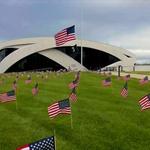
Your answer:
(0, 0), (150, 63)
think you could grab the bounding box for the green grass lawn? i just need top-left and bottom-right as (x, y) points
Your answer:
(0, 72), (150, 150)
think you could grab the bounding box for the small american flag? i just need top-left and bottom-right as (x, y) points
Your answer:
(48, 99), (71, 118)
(25, 76), (32, 84)
(0, 90), (16, 103)
(32, 83), (39, 96)
(102, 77), (111, 86)
(55, 25), (76, 46)
(12, 80), (17, 91)
(74, 71), (80, 83)
(139, 94), (150, 111)
(124, 74), (130, 81)
(69, 88), (77, 102)
(16, 136), (55, 150)
(120, 82), (128, 97)
(139, 76), (149, 85)
(68, 80), (78, 89)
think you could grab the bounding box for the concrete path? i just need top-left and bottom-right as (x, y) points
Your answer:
(111, 72), (149, 79)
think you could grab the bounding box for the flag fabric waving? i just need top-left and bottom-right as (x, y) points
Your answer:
(69, 88), (77, 102)
(0, 90), (16, 103)
(139, 76), (149, 85)
(12, 80), (17, 91)
(68, 80), (78, 89)
(48, 99), (71, 118)
(55, 25), (76, 46)
(16, 136), (55, 150)
(74, 71), (80, 83)
(25, 76), (32, 84)
(102, 77), (111, 86)
(120, 82), (128, 97)
(139, 94), (150, 111)
(124, 74), (130, 81)
(32, 83), (39, 96)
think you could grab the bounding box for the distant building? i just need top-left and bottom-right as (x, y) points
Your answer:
(0, 37), (136, 73)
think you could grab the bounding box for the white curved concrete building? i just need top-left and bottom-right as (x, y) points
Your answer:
(0, 37), (136, 73)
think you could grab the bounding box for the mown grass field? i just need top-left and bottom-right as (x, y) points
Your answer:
(0, 72), (150, 150)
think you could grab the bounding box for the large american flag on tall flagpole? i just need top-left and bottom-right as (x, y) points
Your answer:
(139, 94), (150, 111)
(55, 25), (76, 46)
(48, 99), (71, 118)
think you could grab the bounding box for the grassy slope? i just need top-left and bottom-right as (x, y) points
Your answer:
(0, 72), (150, 150)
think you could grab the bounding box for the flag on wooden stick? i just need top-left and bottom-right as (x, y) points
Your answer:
(68, 80), (78, 89)
(32, 83), (39, 96)
(124, 74), (130, 81)
(102, 77), (111, 86)
(25, 76), (32, 84)
(120, 82), (128, 97)
(69, 87), (77, 102)
(139, 94), (150, 111)
(0, 90), (16, 103)
(12, 80), (17, 91)
(74, 71), (80, 83)
(139, 76), (149, 85)
(48, 99), (71, 118)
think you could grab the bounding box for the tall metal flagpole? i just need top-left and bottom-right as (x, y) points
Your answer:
(80, 2), (83, 66)
(81, 41), (83, 66)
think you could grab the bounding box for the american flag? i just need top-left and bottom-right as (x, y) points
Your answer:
(0, 90), (16, 103)
(74, 71), (80, 83)
(124, 74), (130, 81)
(120, 82), (128, 97)
(55, 25), (76, 46)
(12, 80), (17, 91)
(48, 99), (71, 118)
(102, 77), (111, 86)
(32, 83), (39, 96)
(16, 136), (55, 150)
(139, 94), (150, 111)
(25, 76), (32, 84)
(69, 88), (77, 102)
(139, 76), (149, 85)
(68, 80), (78, 89)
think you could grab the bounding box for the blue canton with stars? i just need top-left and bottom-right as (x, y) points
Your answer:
(29, 136), (55, 150)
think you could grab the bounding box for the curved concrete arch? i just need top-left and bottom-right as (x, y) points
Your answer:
(0, 37), (136, 73)
(0, 43), (86, 73)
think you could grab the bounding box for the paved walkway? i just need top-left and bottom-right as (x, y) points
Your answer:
(111, 72), (149, 79)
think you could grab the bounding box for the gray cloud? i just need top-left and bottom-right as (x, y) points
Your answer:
(0, 0), (150, 63)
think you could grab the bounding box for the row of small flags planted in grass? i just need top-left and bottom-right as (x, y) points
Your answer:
(1, 21), (150, 148)
(0, 71), (150, 149)
(0, 71), (80, 149)
(0, 25), (78, 149)
(101, 73), (150, 111)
